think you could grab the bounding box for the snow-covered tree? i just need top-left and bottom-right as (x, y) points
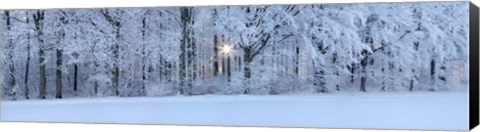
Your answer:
(216, 5), (299, 94)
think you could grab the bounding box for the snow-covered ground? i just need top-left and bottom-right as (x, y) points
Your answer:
(1, 92), (468, 131)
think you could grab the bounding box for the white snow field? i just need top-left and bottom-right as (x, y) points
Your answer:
(1, 92), (468, 131)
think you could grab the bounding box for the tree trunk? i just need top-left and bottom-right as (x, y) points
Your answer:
(430, 59), (436, 91)
(189, 31), (197, 84)
(166, 62), (172, 83)
(55, 49), (63, 99)
(212, 9), (220, 77)
(159, 59), (163, 81)
(55, 12), (70, 99)
(112, 27), (120, 96)
(23, 12), (31, 99)
(73, 64), (78, 92)
(100, 9), (121, 96)
(4, 11), (17, 98)
(360, 56), (368, 92)
(295, 46), (300, 75)
(24, 30), (31, 99)
(158, 18), (166, 83)
(312, 63), (326, 93)
(33, 10), (46, 99)
(179, 7), (195, 95)
(179, 13), (187, 95)
(94, 81), (98, 95)
(141, 51), (146, 96)
(141, 15), (147, 96)
(227, 56), (231, 82)
(409, 79), (414, 92)
(351, 63), (355, 83)
(381, 70), (386, 91)
(335, 71), (340, 91)
(332, 52), (340, 91)
(38, 49), (46, 99)
(243, 50), (252, 94)
(360, 76), (366, 92)
(213, 34), (219, 76)
(39, 49), (46, 99)
(238, 56), (242, 72)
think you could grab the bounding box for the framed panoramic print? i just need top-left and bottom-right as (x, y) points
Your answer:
(1, 1), (479, 131)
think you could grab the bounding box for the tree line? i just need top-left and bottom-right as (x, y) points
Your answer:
(1, 2), (469, 100)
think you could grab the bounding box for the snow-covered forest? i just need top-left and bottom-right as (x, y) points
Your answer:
(1, 2), (470, 100)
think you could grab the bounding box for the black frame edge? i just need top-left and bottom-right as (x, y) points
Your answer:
(470, 1), (480, 131)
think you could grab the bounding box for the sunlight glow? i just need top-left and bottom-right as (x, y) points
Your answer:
(220, 44), (233, 55)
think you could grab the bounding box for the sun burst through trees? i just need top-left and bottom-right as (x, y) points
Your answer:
(220, 44), (233, 55)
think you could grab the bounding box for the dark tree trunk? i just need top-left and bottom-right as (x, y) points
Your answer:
(360, 76), (367, 92)
(212, 9), (220, 77)
(24, 21), (31, 99)
(221, 57), (225, 74)
(238, 56), (242, 72)
(190, 29), (197, 85)
(431, 60), (435, 79)
(112, 27), (120, 96)
(243, 49), (252, 94)
(332, 52), (340, 91)
(179, 8), (188, 95)
(55, 49), (63, 99)
(141, 54), (146, 96)
(23, 12), (31, 99)
(381, 67), (386, 91)
(4, 11), (16, 98)
(73, 64), (78, 92)
(213, 34), (219, 76)
(335, 71), (340, 91)
(409, 69), (417, 91)
(155, 12), (165, 82)
(237, 56), (241, 72)
(39, 49), (46, 99)
(33, 10), (46, 99)
(166, 62), (172, 83)
(55, 13), (68, 99)
(430, 59), (436, 91)
(100, 9), (121, 96)
(94, 81), (98, 95)
(312, 61), (326, 93)
(350, 63), (355, 83)
(140, 15), (147, 96)
(179, 7), (195, 95)
(360, 56), (368, 92)
(409, 79), (414, 92)
(295, 46), (300, 75)
(227, 56), (231, 82)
